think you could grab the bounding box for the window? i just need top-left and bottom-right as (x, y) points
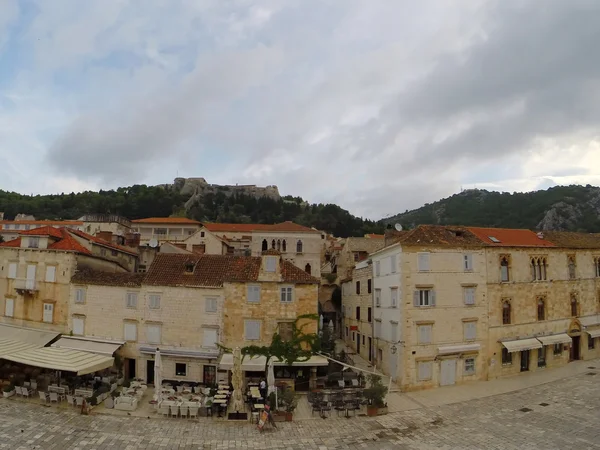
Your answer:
(75, 288), (86, 304)
(245, 320), (261, 340)
(417, 361), (432, 381)
(375, 261), (380, 277)
(204, 297), (218, 313)
(175, 363), (187, 377)
(595, 257), (600, 278)
(464, 322), (477, 341)
(111, 250), (117, 256)
(271, 239), (276, 249)
(463, 287), (475, 305)
(501, 347), (512, 365)
(296, 240), (303, 253)
(538, 347), (546, 367)
(203, 328), (218, 347)
(247, 285), (261, 303)
(417, 253), (430, 271)
(378, 348), (383, 364)
(390, 322), (398, 342)
(43, 303), (53, 323)
(184, 262), (195, 273)
(537, 297), (545, 321)
(589, 334), (596, 350)
(203, 365), (216, 385)
(356, 307), (361, 321)
(72, 316), (84, 336)
(375, 289), (381, 307)
(4, 298), (14, 317)
(280, 286), (293, 303)
(570, 295), (578, 317)
(277, 240), (281, 251)
(8, 263), (17, 279)
(568, 256), (576, 279)
(147, 325), (161, 344)
(417, 324), (432, 344)
(367, 307), (372, 323)
(124, 322), (137, 341)
(374, 320), (382, 338)
(265, 256), (277, 272)
(28, 237), (40, 248)
(390, 254), (397, 273)
(282, 240), (286, 252)
(502, 300), (511, 325)
(390, 287), (398, 307)
(278, 322), (294, 342)
(367, 279), (372, 294)
(304, 263), (311, 275)
(463, 254), (473, 271)
(500, 256), (510, 282)
(345, 326), (349, 337)
(464, 357), (476, 375)
(531, 257), (548, 281)
(137, 264), (147, 273)
(414, 289), (435, 307)
(261, 239), (268, 251)
(355, 281), (360, 295)
(200, 231), (205, 238)
(45, 266), (56, 283)
(554, 343), (562, 356)
(353, 252), (360, 262)
(149, 294), (161, 309)
(126, 292), (138, 308)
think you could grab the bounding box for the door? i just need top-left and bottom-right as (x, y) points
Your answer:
(368, 337), (372, 362)
(440, 359), (456, 386)
(146, 360), (155, 385)
(520, 350), (530, 371)
(26, 265), (36, 290)
(4, 299), (14, 317)
(126, 358), (136, 379)
(294, 368), (310, 391)
(42, 304), (53, 323)
(356, 333), (360, 354)
(571, 336), (581, 361)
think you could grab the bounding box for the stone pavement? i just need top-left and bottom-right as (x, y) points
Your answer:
(1, 366), (600, 449)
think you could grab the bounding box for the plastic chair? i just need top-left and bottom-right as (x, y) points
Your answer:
(170, 405), (179, 418)
(176, 386), (184, 394)
(49, 392), (59, 403)
(159, 402), (170, 417)
(66, 395), (75, 407)
(188, 405), (198, 420)
(22, 388), (30, 399)
(15, 386), (22, 397)
(75, 397), (84, 407)
(179, 405), (189, 419)
(38, 391), (48, 403)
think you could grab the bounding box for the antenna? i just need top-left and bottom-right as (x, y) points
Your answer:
(149, 238), (158, 248)
(394, 223), (403, 232)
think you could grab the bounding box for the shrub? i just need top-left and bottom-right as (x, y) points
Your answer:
(363, 374), (386, 408)
(3, 384), (14, 393)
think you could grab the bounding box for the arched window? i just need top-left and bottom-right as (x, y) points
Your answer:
(594, 257), (600, 278)
(568, 256), (576, 279)
(541, 257), (547, 280)
(262, 239), (268, 251)
(282, 240), (287, 252)
(537, 298), (545, 321)
(296, 240), (303, 253)
(571, 295), (578, 317)
(271, 239), (276, 249)
(277, 240), (281, 251)
(502, 301), (511, 325)
(531, 258), (537, 281)
(305, 263), (311, 275)
(531, 257), (548, 281)
(500, 257), (510, 282)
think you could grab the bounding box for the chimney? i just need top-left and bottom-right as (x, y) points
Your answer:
(537, 232), (544, 239)
(125, 232), (141, 248)
(96, 231), (113, 243)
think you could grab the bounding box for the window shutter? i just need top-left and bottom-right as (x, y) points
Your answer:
(147, 325), (160, 344)
(45, 266), (56, 282)
(464, 254), (473, 271)
(390, 255), (397, 273)
(72, 317), (84, 335)
(465, 322), (476, 340)
(8, 263), (16, 279)
(464, 288), (475, 305)
(124, 323), (137, 341)
(203, 329), (218, 347)
(413, 291), (419, 306)
(5, 298), (14, 317)
(430, 290), (436, 306)
(418, 253), (430, 271)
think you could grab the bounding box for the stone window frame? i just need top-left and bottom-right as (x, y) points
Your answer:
(530, 255), (548, 281)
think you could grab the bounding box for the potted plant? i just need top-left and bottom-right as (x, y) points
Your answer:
(279, 389), (298, 421)
(2, 384), (15, 398)
(364, 374), (386, 416)
(268, 392), (286, 422)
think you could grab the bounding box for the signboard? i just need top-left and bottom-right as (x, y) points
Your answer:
(350, 326), (358, 331)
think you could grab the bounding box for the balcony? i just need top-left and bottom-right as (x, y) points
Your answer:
(14, 278), (38, 295)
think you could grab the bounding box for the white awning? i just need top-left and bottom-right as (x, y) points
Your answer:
(586, 328), (600, 339)
(2, 347), (114, 375)
(218, 354), (329, 371)
(579, 315), (600, 328)
(51, 337), (124, 356)
(501, 338), (542, 353)
(0, 324), (59, 346)
(437, 343), (481, 355)
(537, 334), (572, 346)
(0, 338), (40, 357)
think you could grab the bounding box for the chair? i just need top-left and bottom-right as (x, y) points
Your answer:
(251, 411), (260, 423)
(31, 381), (37, 391)
(337, 380), (345, 389)
(39, 391), (48, 403)
(334, 398), (346, 417)
(170, 405), (179, 418)
(23, 381), (30, 387)
(311, 399), (322, 416)
(176, 386), (184, 394)
(49, 392), (59, 403)
(75, 397), (84, 407)
(15, 386), (22, 397)
(351, 379), (359, 387)
(179, 404), (189, 419)
(189, 405), (199, 419)
(320, 401), (331, 417)
(158, 402), (170, 417)
(66, 395), (75, 407)
(22, 388), (30, 399)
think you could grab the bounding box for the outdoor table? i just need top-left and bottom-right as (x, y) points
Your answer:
(217, 390), (229, 394)
(214, 394), (227, 399)
(253, 403), (265, 410)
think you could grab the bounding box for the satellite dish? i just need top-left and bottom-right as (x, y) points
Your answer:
(394, 223), (403, 231)
(149, 238), (158, 248)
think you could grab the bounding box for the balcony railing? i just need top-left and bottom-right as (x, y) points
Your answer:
(14, 278), (38, 294)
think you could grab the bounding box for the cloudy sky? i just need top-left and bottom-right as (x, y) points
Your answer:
(1, 0), (600, 220)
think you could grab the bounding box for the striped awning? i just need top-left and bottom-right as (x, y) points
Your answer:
(501, 338), (542, 353)
(437, 343), (481, 355)
(51, 337), (123, 356)
(2, 347), (114, 375)
(0, 338), (40, 357)
(537, 334), (572, 346)
(218, 354), (329, 371)
(586, 328), (600, 339)
(0, 324), (59, 347)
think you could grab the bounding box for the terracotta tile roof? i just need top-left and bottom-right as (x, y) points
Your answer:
(20, 226), (64, 239)
(71, 269), (145, 287)
(0, 220), (83, 226)
(48, 229), (92, 255)
(145, 253), (319, 287)
(69, 229), (138, 256)
(0, 238), (21, 248)
(541, 231), (600, 249)
(344, 237), (386, 254)
(203, 221), (321, 234)
(399, 225), (484, 248)
(132, 217), (201, 225)
(262, 249), (282, 256)
(466, 227), (556, 247)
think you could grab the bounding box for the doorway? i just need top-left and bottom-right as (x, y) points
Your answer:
(146, 360), (155, 385)
(570, 336), (581, 361)
(356, 333), (361, 354)
(440, 359), (456, 386)
(520, 350), (530, 372)
(126, 358), (136, 379)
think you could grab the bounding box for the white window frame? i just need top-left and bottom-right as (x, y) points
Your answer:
(244, 320), (261, 341)
(390, 287), (398, 308)
(126, 292), (138, 309)
(375, 289), (381, 307)
(146, 324), (161, 344)
(375, 260), (381, 277)
(75, 288), (86, 304)
(4, 298), (14, 317)
(265, 256), (277, 272)
(175, 363), (187, 377)
(7, 263), (17, 279)
(124, 322), (137, 342)
(464, 254), (473, 271)
(28, 237), (40, 249)
(390, 322), (398, 342)
(72, 316), (85, 336)
(390, 254), (397, 274)
(280, 286), (294, 303)
(45, 266), (56, 283)
(417, 252), (430, 272)
(205, 297), (218, 313)
(464, 357), (476, 375)
(417, 361), (432, 381)
(414, 289), (435, 307)
(203, 328), (218, 348)
(463, 287), (476, 305)
(417, 324), (432, 344)
(247, 285), (261, 303)
(148, 294), (161, 309)
(463, 321), (477, 341)
(42, 303), (54, 323)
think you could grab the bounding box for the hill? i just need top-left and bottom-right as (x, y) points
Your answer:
(0, 182), (383, 238)
(384, 185), (600, 232)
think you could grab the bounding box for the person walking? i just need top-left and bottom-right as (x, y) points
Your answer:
(259, 378), (267, 400)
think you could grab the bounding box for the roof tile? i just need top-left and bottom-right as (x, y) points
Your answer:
(203, 221), (320, 234)
(466, 227), (555, 247)
(71, 269), (145, 287)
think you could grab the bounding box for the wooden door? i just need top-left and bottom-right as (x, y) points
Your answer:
(440, 359), (456, 386)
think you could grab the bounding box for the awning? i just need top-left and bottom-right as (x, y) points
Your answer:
(218, 354), (329, 371)
(501, 338), (542, 353)
(0, 338), (40, 357)
(2, 347), (114, 375)
(586, 328), (600, 339)
(51, 337), (124, 356)
(537, 334), (572, 346)
(0, 324), (59, 346)
(437, 343), (481, 355)
(139, 346), (219, 360)
(579, 315), (600, 328)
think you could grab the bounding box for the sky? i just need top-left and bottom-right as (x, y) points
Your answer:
(1, 0), (600, 220)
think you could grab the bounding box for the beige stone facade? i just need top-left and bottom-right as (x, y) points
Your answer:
(131, 218), (202, 245)
(341, 263), (374, 363)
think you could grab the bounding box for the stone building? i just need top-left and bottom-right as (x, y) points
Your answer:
(131, 217), (202, 245)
